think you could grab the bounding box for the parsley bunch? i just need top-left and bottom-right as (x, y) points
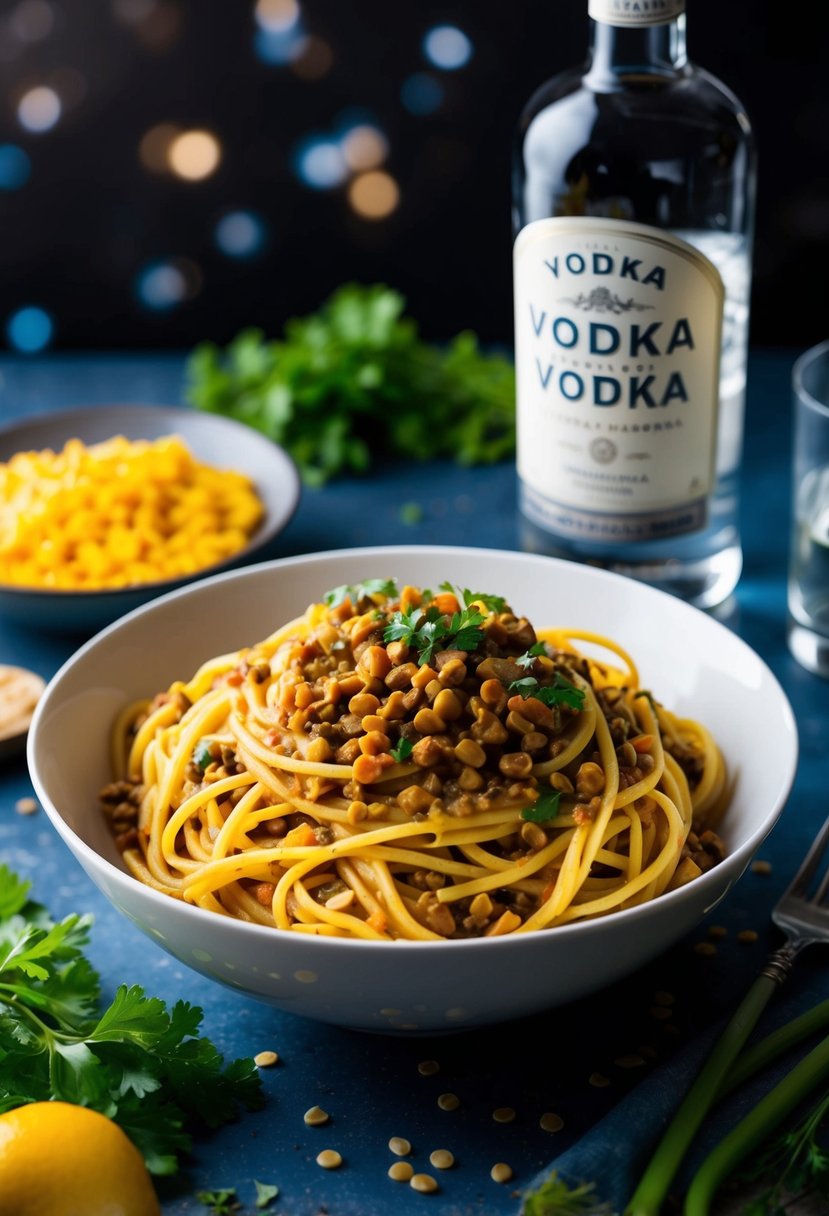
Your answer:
(384, 603), (487, 666)
(0, 865), (263, 1174)
(185, 284), (516, 485)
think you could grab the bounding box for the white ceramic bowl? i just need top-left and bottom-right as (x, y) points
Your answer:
(28, 546), (798, 1033)
(0, 404), (300, 634)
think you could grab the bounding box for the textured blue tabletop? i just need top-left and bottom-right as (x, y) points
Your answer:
(0, 350), (826, 1216)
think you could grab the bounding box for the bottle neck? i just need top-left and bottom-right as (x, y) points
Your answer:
(585, 15), (688, 88)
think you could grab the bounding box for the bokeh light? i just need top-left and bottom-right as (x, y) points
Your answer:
(289, 34), (332, 79)
(423, 24), (473, 70)
(6, 305), (53, 353)
(17, 85), (61, 133)
(293, 136), (347, 189)
(400, 73), (443, 116)
(10, 0), (55, 43)
(135, 258), (201, 310)
(348, 171), (400, 220)
(112, 0), (157, 24)
(168, 129), (221, 180)
(0, 144), (31, 190)
(341, 124), (388, 172)
(214, 210), (267, 258)
(138, 122), (180, 173)
(254, 0), (300, 33)
(255, 25), (307, 65)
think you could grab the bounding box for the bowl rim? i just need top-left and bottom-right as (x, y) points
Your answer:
(28, 543), (800, 951)
(0, 402), (301, 601)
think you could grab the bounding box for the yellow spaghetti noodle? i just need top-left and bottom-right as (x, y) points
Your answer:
(100, 579), (730, 941)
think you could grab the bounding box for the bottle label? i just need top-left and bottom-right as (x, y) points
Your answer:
(588, 0), (685, 27)
(513, 217), (723, 545)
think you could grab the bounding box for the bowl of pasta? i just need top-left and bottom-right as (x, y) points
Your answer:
(27, 545), (798, 1032)
(0, 404), (300, 634)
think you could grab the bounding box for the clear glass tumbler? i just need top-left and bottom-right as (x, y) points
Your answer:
(787, 339), (829, 677)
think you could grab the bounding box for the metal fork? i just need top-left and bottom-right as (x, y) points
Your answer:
(624, 811), (829, 1215)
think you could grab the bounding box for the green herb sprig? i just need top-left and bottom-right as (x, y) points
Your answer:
(509, 672), (585, 712)
(185, 284), (516, 486)
(521, 790), (562, 824)
(323, 578), (398, 609)
(383, 604), (486, 666)
(0, 865), (263, 1175)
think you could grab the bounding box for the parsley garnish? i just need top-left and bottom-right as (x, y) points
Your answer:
(522, 1172), (613, 1215)
(193, 738), (214, 771)
(383, 604), (486, 666)
(254, 1181), (280, 1209)
(516, 642), (548, 671)
(324, 578), (397, 608)
(197, 1190), (241, 1215)
(390, 737), (414, 764)
(0, 864), (263, 1175)
(521, 790), (562, 823)
(509, 673), (585, 712)
(438, 582), (507, 613)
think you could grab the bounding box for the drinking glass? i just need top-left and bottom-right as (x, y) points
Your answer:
(787, 339), (829, 676)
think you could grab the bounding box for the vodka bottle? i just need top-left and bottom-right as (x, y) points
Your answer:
(512, 0), (755, 608)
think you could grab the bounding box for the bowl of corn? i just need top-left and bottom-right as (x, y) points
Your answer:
(0, 404), (300, 634)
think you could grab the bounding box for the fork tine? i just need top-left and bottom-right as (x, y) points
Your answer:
(785, 811), (829, 900)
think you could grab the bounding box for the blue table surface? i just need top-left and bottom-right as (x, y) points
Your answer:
(0, 350), (826, 1216)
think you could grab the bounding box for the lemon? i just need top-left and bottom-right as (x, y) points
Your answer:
(0, 1102), (160, 1216)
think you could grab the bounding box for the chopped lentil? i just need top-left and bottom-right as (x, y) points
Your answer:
(388, 1136), (411, 1157)
(492, 1106), (516, 1123)
(588, 1072), (610, 1088)
(417, 1059), (440, 1076)
(14, 797), (38, 815)
(429, 1149), (454, 1170)
(539, 1112), (564, 1133)
(304, 1105), (330, 1127)
(316, 1149), (342, 1169)
(437, 1092), (460, 1111)
(707, 924), (728, 939)
(693, 941), (717, 956)
(737, 929), (759, 944)
(388, 1161), (414, 1182)
(751, 859), (772, 875)
(253, 1050), (279, 1068)
(490, 1163), (513, 1183)
(410, 1173), (439, 1194)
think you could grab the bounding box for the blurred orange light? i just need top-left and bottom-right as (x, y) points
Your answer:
(139, 122), (180, 172)
(168, 129), (221, 181)
(290, 35), (333, 80)
(255, 0), (300, 31)
(342, 125), (388, 172)
(348, 171), (400, 220)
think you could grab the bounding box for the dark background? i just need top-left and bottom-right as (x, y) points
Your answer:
(0, 0), (827, 353)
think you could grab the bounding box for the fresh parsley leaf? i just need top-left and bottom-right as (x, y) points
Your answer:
(0, 869), (264, 1176)
(509, 673), (585, 712)
(254, 1180), (280, 1208)
(384, 606), (424, 648)
(447, 608), (487, 652)
(185, 284), (516, 485)
(521, 1172), (613, 1215)
(516, 643), (548, 670)
(390, 737), (414, 764)
(521, 790), (562, 824)
(438, 582), (507, 613)
(197, 1189), (241, 1214)
(324, 579), (397, 608)
(193, 739), (214, 771)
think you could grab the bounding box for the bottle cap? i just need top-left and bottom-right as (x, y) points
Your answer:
(588, 0), (685, 26)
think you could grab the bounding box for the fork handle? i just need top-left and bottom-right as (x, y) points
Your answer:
(759, 941), (803, 985)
